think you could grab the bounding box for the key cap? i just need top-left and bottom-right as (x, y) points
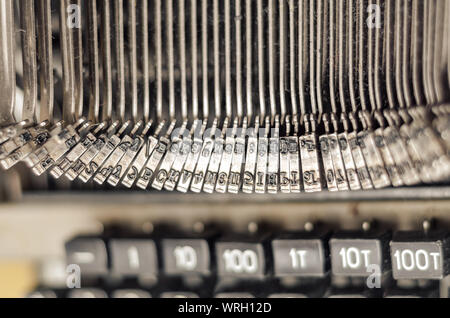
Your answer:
(326, 287), (379, 298)
(272, 231), (330, 278)
(160, 292), (199, 298)
(330, 230), (391, 277)
(268, 293), (307, 298)
(162, 239), (211, 276)
(384, 288), (439, 298)
(112, 289), (151, 298)
(65, 237), (108, 276)
(27, 290), (57, 298)
(390, 231), (450, 280)
(215, 293), (255, 298)
(109, 239), (158, 278)
(67, 288), (108, 298)
(215, 235), (269, 279)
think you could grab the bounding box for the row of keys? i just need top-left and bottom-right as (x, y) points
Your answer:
(28, 287), (442, 298)
(66, 229), (450, 281)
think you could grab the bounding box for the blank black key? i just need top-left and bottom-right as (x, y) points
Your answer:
(112, 289), (152, 298)
(384, 289), (439, 298)
(215, 293), (255, 298)
(109, 239), (158, 277)
(162, 239), (211, 276)
(390, 231), (450, 280)
(326, 288), (377, 298)
(27, 290), (57, 298)
(67, 288), (108, 298)
(160, 292), (199, 298)
(268, 293), (308, 298)
(65, 238), (108, 276)
(330, 231), (391, 277)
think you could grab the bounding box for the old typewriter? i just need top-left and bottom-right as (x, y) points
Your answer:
(0, 0), (450, 298)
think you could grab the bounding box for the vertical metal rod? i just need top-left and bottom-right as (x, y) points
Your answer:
(73, 0), (83, 120)
(36, 0), (54, 123)
(269, 0), (277, 118)
(433, 0), (446, 102)
(236, 0), (244, 120)
(411, 0), (424, 106)
(60, 0), (76, 123)
(374, 0), (383, 111)
(128, 0), (138, 121)
(142, 0), (150, 122)
(87, 0), (100, 122)
(357, 0), (368, 112)
(245, 0), (253, 119)
(167, 0), (176, 120)
(425, 0), (436, 104)
(298, 0), (306, 116)
(394, 0), (405, 108)
(401, 0), (413, 108)
(21, 0), (38, 123)
(191, 0), (199, 120)
(309, 0), (318, 115)
(338, 0), (348, 113)
(201, 0), (209, 120)
(257, 0), (266, 119)
(225, 0), (232, 118)
(114, 0), (125, 120)
(288, 0), (298, 117)
(213, 0), (221, 119)
(0, 0), (15, 124)
(384, 0), (396, 109)
(329, 0), (338, 114)
(279, 0), (287, 121)
(179, 0), (188, 121)
(101, 0), (113, 121)
(422, 0), (432, 104)
(316, 0), (324, 117)
(368, 0), (377, 112)
(156, 0), (163, 120)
